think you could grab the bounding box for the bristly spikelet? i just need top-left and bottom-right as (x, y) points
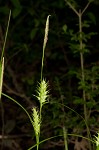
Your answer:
(32, 107), (40, 136)
(36, 79), (49, 107)
(94, 132), (99, 149)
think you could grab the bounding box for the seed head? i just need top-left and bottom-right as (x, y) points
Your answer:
(32, 107), (40, 136)
(36, 79), (49, 107)
(94, 132), (99, 147)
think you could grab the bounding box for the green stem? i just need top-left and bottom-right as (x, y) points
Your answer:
(41, 47), (44, 81)
(63, 126), (68, 150)
(56, 78), (68, 150)
(0, 58), (4, 150)
(1, 10), (11, 61)
(96, 146), (99, 150)
(36, 136), (39, 150)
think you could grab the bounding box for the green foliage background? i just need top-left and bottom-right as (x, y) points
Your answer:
(0, 0), (99, 149)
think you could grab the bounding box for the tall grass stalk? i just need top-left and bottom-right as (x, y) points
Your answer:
(0, 10), (11, 150)
(32, 15), (50, 150)
(1, 10), (11, 61)
(0, 57), (4, 99)
(0, 57), (4, 150)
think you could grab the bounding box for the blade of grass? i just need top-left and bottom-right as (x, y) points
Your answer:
(0, 57), (4, 99)
(2, 93), (95, 149)
(28, 133), (95, 150)
(0, 58), (4, 150)
(56, 102), (91, 139)
(63, 126), (68, 150)
(1, 10), (11, 61)
(0, 10), (11, 150)
(2, 93), (33, 126)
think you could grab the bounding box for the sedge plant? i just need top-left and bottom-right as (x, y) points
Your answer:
(1, 13), (50, 150)
(31, 15), (50, 150)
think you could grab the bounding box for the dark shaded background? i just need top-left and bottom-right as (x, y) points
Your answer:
(0, 0), (99, 149)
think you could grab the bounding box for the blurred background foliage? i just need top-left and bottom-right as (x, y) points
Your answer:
(0, 0), (99, 149)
